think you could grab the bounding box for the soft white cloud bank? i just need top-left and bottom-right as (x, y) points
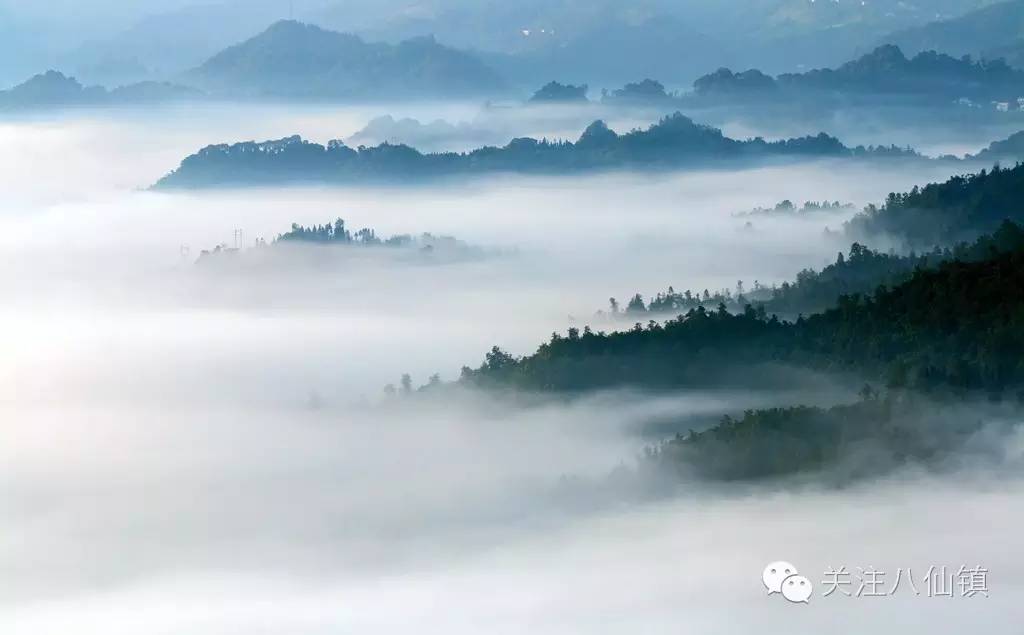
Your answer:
(1, 105), (1020, 634)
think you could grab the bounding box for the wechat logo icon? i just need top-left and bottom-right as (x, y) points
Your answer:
(763, 561), (813, 604)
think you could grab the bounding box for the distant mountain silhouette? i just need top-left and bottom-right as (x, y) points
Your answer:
(0, 70), (201, 110)
(2, 71), (105, 107)
(153, 112), (925, 189)
(692, 69), (777, 96)
(346, 116), (504, 153)
(528, 81), (588, 103)
(602, 79), (678, 104)
(187, 20), (506, 100)
(64, 1), (289, 86)
(970, 130), (1024, 162)
(881, 0), (1024, 68)
(692, 44), (1024, 101)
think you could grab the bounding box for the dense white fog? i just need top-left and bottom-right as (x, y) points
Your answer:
(0, 105), (966, 400)
(1, 104), (1021, 634)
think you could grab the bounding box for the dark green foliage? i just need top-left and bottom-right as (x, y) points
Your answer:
(765, 244), (924, 315)
(847, 162), (1024, 246)
(797, 248), (1024, 395)
(276, 218), (459, 249)
(774, 221), (1024, 313)
(642, 395), (993, 482)
(462, 303), (793, 392)
(463, 241), (1024, 398)
(621, 221), (1024, 317)
(155, 113), (920, 189)
(278, 218), (379, 245)
(197, 217), (466, 262)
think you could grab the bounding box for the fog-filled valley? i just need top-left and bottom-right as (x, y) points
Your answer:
(3, 101), (1023, 632)
(6, 2), (1024, 632)
(0, 105), (974, 398)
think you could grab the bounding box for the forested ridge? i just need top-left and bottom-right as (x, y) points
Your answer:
(615, 166), (1024, 320)
(462, 241), (1024, 399)
(692, 45), (1024, 102)
(153, 113), (922, 189)
(617, 219), (1024, 318)
(453, 245), (1024, 482)
(640, 395), (1006, 482)
(847, 162), (1024, 246)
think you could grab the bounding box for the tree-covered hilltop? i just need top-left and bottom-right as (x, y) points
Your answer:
(462, 241), (1024, 399)
(276, 218), (471, 251)
(611, 240), (922, 320)
(693, 68), (778, 97)
(528, 81), (589, 103)
(846, 163), (1024, 246)
(153, 113), (924, 189)
(616, 220), (1024, 318)
(971, 131), (1024, 164)
(640, 394), (1009, 482)
(196, 217), (477, 265)
(600, 79), (679, 104)
(732, 199), (855, 219)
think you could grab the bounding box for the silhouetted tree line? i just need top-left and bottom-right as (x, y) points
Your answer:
(0, 70), (201, 111)
(692, 45), (1024, 102)
(848, 162), (1024, 247)
(154, 113), (922, 189)
(197, 218), (467, 262)
(639, 392), (1004, 482)
(733, 199), (854, 218)
(601, 79), (679, 103)
(462, 239), (1024, 399)
(610, 220), (1024, 318)
(276, 217), (436, 248)
(529, 81), (588, 103)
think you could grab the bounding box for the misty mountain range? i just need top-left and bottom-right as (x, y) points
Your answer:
(0, 70), (201, 111)
(884, 0), (1024, 69)
(459, 168), (1024, 404)
(1, 0), (1015, 90)
(185, 20), (506, 100)
(11, 3), (1024, 632)
(7, 20), (1024, 121)
(692, 44), (1024, 103)
(152, 113), (927, 189)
